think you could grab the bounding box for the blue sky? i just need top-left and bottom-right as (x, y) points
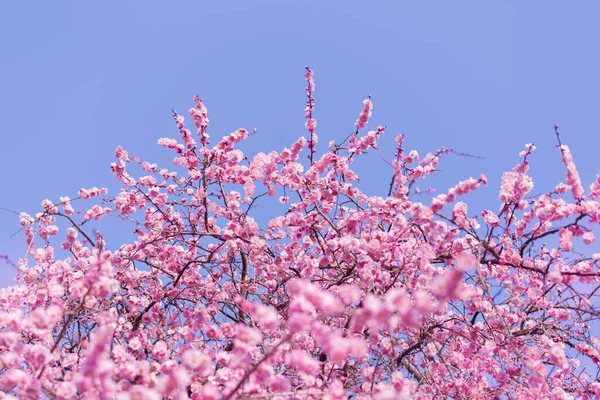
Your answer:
(1, 1), (599, 287)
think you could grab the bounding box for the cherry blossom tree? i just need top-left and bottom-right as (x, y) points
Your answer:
(1, 69), (600, 399)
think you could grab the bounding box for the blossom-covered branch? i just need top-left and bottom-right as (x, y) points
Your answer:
(1, 70), (600, 399)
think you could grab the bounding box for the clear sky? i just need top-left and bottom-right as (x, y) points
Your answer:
(1, 1), (599, 287)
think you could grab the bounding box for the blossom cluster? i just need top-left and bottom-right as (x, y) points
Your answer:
(355, 96), (372, 129)
(1, 71), (600, 399)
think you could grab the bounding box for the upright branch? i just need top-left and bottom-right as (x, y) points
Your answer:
(354, 94), (373, 131)
(554, 124), (584, 201)
(304, 66), (317, 165)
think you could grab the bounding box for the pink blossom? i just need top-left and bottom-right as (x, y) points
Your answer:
(431, 268), (463, 300)
(285, 350), (320, 374)
(1, 368), (30, 391)
(559, 228), (573, 251)
(287, 312), (311, 333)
(252, 304), (280, 330)
(304, 67), (315, 92)
(590, 174), (600, 199)
(19, 212), (34, 226)
(199, 383), (221, 400)
(152, 340), (169, 361)
(547, 344), (568, 368)
(158, 366), (190, 396)
(482, 209), (500, 227)
(305, 118), (317, 133)
(269, 374), (291, 392)
(583, 231), (595, 245)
